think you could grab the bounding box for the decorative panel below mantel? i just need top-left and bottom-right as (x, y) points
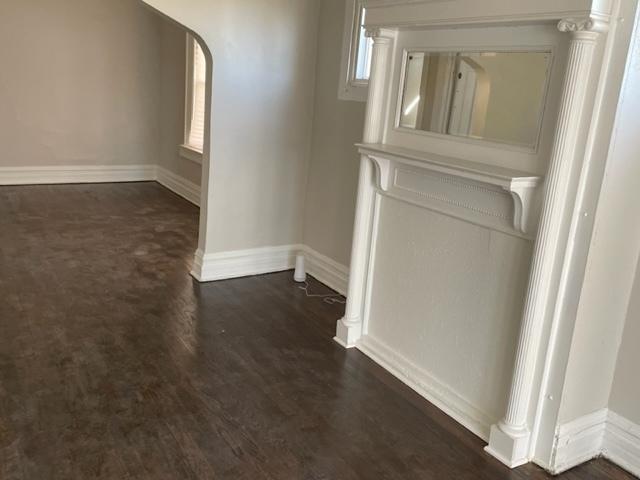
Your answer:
(390, 165), (516, 236)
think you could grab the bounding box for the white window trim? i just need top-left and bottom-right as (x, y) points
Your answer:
(178, 144), (203, 165)
(338, 0), (370, 102)
(180, 34), (204, 164)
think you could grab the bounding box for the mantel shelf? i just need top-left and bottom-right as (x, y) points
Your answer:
(357, 143), (542, 190)
(357, 143), (544, 236)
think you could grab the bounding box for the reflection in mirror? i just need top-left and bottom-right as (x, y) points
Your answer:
(399, 51), (551, 148)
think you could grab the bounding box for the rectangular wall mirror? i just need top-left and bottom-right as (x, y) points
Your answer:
(398, 50), (552, 149)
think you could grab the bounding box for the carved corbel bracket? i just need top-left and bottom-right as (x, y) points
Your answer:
(506, 180), (540, 236)
(368, 154), (392, 192)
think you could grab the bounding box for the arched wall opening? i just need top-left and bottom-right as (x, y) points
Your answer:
(137, 0), (321, 282)
(138, 1), (215, 268)
(0, 0), (322, 284)
(0, 0), (214, 265)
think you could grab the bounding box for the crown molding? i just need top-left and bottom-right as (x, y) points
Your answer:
(364, 1), (612, 30)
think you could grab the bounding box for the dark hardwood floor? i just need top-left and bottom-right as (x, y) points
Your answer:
(0, 182), (633, 479)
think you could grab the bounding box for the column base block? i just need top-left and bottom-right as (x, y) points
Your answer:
(485, 423), (531, 469)
(190, 249), (205, 282)
(334, 318), (362, 349)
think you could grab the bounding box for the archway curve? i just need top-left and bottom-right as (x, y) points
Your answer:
(135, 0), (321, 283)
(137, 0), (214, 268)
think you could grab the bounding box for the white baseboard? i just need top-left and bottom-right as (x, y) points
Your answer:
(357, 334), (493, 442)
(302, 246), (349, 295)
(191, 245), (302, 282)
(0, 164), (156, 185)
(604, 411), (640, 478)
(156, 166), (201, 206)
(551, 409), (608, 474)
(550, 409), (640, 477)
(0, 164), (203, 208)
(190, 243), (350, 293)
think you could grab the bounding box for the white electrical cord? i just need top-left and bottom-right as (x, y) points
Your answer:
(297, 282), (346, 305)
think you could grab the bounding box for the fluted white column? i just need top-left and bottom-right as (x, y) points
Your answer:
(486, 17), (607, 468)
(335, 28), (395, 348)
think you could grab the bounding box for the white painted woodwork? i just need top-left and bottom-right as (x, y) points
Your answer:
(365, 0), (613, 29)
(302, 246), (350, 296)
(192, 246), (299, 282)
(551, 408), (609, 474)
(336, 28), (396, 348)
(156, 166), (201, 206)
(192, 244), (349, 292)
(0, 164), (200, 208)
(386, 24), (569, 175)
(357, 143), (542, 236)
(550, 409), (640, 477)
(333, 0), (632, 474)
(605, 411), (640, 478)
(526, 0), (636, 467)
(178, 144), (203, 165)
(486, 18), (608, 468)
(551, 2), (640, 460)
(0, 165), (156, 186)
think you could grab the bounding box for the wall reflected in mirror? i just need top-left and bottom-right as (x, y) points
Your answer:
(398, 51), (552, 149)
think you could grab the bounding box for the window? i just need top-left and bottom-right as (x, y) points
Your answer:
(353, 6), (373, 82)
(181, 35), (207, 162)
(338, 0), (374, 102)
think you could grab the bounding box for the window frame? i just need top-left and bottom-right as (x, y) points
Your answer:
(180, 34), (205, 164)
(338, 0), (372, 102)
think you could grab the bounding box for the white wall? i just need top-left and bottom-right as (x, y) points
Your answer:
(303, 0), (366, 266)
(141, 0), (321, 256)
(610, 258), (640, 425)
(0, 0), (165, 168)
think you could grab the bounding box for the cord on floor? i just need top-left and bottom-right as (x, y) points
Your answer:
(297, 282), (346, 305)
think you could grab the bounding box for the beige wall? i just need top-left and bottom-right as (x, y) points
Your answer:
(610, 258), (640, 424)
(303, 0), (366, 266)
(0, 0), (165, 168)
(0, 0), (200, 185)
(1, 0), (343, 258)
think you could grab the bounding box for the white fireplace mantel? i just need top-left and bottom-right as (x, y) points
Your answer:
(358, 143), (543, 237)
(336, 6), (617, 471)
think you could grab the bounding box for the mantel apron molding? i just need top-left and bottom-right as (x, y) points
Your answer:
(358, 143), (542, 238)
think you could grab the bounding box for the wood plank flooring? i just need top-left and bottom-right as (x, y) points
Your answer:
(0, 182), (633, 479)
